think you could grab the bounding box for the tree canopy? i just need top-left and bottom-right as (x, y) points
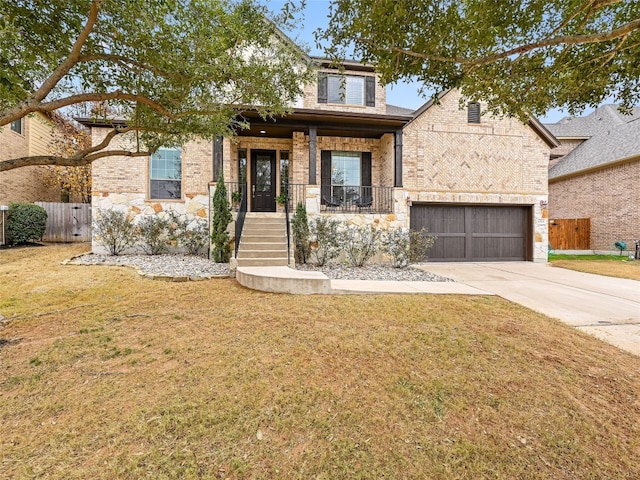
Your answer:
(318, 0), (640, 119)
(0, 0), (313, 172)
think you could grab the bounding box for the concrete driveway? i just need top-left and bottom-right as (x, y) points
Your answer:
(416, 262), (640, 356)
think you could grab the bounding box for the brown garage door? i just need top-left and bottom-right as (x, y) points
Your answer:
(410, 204), (531, 261)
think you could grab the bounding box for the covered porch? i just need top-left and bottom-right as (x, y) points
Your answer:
(212, 108), (409, 216)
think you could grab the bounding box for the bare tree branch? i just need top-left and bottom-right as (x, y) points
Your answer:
(0, 150), (149, 172)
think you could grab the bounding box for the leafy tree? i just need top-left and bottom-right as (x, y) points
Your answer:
(211, 172), (232, 263)
(319, 0), (640, 118)
(41, 114), (92, 202)
(0, 0), (313, 172)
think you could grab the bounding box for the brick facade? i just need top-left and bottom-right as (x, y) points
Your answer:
(303, 68), (386, 115)
(401, 90), (550, 261)
(0, 114), (62, 205)
(549, 160), (640, 250)
(91, 129), (211, 254)
(87, 87), (552, 261)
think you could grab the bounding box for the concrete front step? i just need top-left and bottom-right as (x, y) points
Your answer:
(237, 249), (288, 259)
(236, 257), (289, 267)
(236, 266), (331, 294)
(239, 242), (287, 251)
(237, 213), (289, 267)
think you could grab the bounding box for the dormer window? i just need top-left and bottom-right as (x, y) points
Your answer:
(318, 73), (375, 107)
(468, 102), (481, 123)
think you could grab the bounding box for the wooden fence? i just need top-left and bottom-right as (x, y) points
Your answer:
(36, 202), (91, 242)
(548, 218), (590, 250)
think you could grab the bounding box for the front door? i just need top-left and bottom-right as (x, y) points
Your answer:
(251, 150), (276, 212)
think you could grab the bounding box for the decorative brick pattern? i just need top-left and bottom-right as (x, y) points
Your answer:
(549, 161), (640, 250)
(401, 90), (550, 261)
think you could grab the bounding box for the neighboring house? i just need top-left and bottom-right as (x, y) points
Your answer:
(0, 112), (64, 206)
(81, 56), (556, 262)
(545, 105), (640, 250)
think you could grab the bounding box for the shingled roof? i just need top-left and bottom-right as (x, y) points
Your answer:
(545, 105), (640, 180)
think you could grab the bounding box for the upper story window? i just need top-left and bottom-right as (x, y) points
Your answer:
(318, 73), (375, 107)
(10, 119), (23, 134)
(468, 102), (481, 123)
(150, 147), (182, 199)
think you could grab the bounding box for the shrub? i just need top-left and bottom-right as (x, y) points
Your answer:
(292, 202), (310, 264)
(381, 228), (411, 268)
(7, 202), (47, 245)
(309, 216), (343, 266)
(93, 209), (137, 255)
(409, 228), (437, 262)
(343, 224), (381, 267)
(176, 216), (209, 256)
(137, 215), (174, 255)
(211, 172), (232, 263)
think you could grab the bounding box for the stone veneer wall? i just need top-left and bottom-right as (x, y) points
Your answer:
(91, 128), (212, 254)
(402, 90), (551, 262)
(549, 160), (640, 250)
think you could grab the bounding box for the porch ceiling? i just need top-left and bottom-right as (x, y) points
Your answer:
(236, 109), (410, 139)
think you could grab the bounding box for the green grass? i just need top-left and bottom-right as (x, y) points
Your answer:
(1, 244), (640, 479)
(549, 253), (640, 280)
(549, 253), (632, 261)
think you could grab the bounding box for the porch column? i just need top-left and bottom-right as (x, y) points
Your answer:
(213, 135), (223, 181)
(394, 129), (403, 187)
(308, 126), (317, 185)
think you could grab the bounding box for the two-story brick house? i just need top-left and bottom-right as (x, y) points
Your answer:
(83, 54), (556, 263)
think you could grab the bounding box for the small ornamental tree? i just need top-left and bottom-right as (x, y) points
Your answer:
(211, 172), (232, 263)
(292, 202), (310, 264)
(7, 202), (47, 245)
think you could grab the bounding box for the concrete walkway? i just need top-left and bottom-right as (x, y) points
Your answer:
(236, 262), (640, 356)
(415, 262), (640, 356)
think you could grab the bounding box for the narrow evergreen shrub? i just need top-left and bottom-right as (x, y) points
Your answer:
(309, 216), (343, 266)
(292, 202), (310, 264)
(210, 172), (232, 263)
(93, 209), (137, 255)
(343, 224), (381, 267)
(7, 202), (47, 245)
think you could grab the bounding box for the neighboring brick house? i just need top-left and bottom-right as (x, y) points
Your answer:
(0, 113), (64, 206)
(545, 105), (640, 250)
(82, 53), (556, 262)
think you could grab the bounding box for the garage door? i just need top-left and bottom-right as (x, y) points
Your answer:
(410, 204), (531, 262)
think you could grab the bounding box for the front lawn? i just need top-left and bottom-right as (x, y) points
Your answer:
(549, 253), (640, 280)
(1, 245), (639, 479)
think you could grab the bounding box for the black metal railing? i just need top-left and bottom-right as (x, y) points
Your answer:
(234, 187), (248, 259)
(284, 191), (291, 266)
(320, 185), (393, 214)
(283, 183), (306, 211)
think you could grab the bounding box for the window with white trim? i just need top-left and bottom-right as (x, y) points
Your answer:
(318, 73), (375, 107)
(150, 147), (182, 199)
